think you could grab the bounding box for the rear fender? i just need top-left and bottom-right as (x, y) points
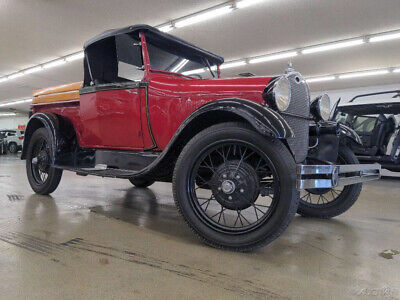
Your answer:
(21, 113), (60, 161)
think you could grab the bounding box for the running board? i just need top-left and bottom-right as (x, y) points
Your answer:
(297, 163), (381, 190)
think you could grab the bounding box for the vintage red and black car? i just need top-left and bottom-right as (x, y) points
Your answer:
(22, 25), (381, 251)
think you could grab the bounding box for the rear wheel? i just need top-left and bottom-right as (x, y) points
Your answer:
(173, 122), (298, 251)
(8, 142), (18, 154)
(128, 178), (155, 188)
(26, 128), (63, 195)
(297, 146), (362, 218)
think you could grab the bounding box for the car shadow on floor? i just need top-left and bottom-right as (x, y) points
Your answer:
(89, 187), (200, 245)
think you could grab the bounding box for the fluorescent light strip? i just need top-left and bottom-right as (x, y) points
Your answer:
(65, 51), (84, 62)
(302, 39), (364, 54)
(0, 77), (8, 83)
(369, 31), (400, 43)
(8, 72), (24, 80)
(220, 60), (247, 69)
(393, 68), (400, 73)
(306, 76), (336, 83)
(249, 51), (297, 64)
(236, 0), (266, 8)
(0, 113), (17, 117)
(339, 69), (389, 79)
(171, 59), (189, 73)
(0, 98), (32, 107)
(175, 5), (233, 28)
(158, 24), (173, 32)
(182, 68), (206, 76)
(24, 66), (43, 74)
(43, 59), (66, 69)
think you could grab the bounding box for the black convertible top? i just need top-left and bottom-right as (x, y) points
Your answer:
(84, 24), (224, 65)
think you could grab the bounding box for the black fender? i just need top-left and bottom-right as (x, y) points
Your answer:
(181, 98), (294, 139)
(21, 113), (60, 162)
(339, 123), (362, 146)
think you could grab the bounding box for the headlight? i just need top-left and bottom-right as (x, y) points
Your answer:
(265, 77), (291, 112)
(311, 94), (331, 121)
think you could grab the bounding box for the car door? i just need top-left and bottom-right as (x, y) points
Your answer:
(79, 34), (146, 150)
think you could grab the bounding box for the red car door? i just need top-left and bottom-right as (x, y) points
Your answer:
(79, 87), (144, 150)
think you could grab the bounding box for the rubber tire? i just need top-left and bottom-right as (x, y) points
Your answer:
(173, 122), (299, 251)
(26, 128), (63, 195)
(297, 146), (362, 219)
(128, 178), (155, 188)
(8, 143), (18, 154)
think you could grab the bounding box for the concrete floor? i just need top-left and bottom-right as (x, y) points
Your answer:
(0, 155), (399, 299)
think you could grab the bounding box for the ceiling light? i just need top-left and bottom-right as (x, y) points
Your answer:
(339, 69), (389, 79)
(393, 68), (400, 73)
(171, 59), (189, 73)
(8, 72), (24, 80)
(236, 0), (265, 8)
(306, 76), (336, 83)
(302, 39), (364, 54)
(175, 5), (233, 28)
(369, 31), (400, 43)
(0, 113), (17, 117)
(220, 60), (247, 69)
(0, 98), (32, 107)
(65, 52), (84, 62)
(182, 68), (206, 76)
(0, 77), (9, 83)
(158, 24), (173, 32)
(43, 59), (66, 69)
(23, 66), (43, 74)
(249, 51), (298, 64)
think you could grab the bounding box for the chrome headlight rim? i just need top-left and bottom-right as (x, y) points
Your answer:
(311, 93), (331, 121)
(270, 76), (291, 112)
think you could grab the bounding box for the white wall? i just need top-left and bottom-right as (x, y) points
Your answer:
(0, 115), (29, 130)
(312, 83), (400, 107)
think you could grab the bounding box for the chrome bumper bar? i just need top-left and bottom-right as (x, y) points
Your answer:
(297, 163), (381, 190)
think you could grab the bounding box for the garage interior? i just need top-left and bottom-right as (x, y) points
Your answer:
(1, 0), (400, 298)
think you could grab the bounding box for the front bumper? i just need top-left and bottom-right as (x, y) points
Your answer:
(297, 163), (381, 190)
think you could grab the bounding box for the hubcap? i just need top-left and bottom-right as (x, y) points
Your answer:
(221, 180), (235, 194)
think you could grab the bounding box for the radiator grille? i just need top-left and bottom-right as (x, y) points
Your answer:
(283, 73), (310, 163)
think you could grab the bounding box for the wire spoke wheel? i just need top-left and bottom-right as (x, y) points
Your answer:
(30, 137), (51, 185)
(189, 142), (280, 233)
(297, 145), (362, 218)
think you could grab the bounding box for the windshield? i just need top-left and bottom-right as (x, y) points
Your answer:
(146, 42), (216, 79)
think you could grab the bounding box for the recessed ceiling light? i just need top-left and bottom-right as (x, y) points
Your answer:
(236, 0), (266, 8)
(43, 59), (66, 69)
(65, 52), (84, 62)
(220, 60), (247, 69)
(339, 69), (389, 79)
(8, 72), (24, 80)
(158, 24), (174, 32)
(175, 5), (233, 28)
(302, 39), (364, 54)
(249, 51), (298, 64)
(23, 66), (43, 74)
(306, 76), (336, 83)
(369, 31), (400, 43)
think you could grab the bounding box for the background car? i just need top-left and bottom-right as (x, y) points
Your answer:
(332, 90), (400, 172)
(0, 129), (25, 154)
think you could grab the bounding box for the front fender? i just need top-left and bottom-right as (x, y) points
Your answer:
(339, 123), (362, 146)
(21, 113), (60, 161)
(185, 98), (294, 139)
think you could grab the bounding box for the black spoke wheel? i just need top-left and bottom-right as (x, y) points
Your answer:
(297, 146), (362, 218)
(26, 128), (62, 195)
(173, 122), (299, 251)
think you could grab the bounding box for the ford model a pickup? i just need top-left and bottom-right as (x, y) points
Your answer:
(22, 25), (380, 250)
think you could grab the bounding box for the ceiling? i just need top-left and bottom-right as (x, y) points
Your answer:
(1, 0), (400, 113)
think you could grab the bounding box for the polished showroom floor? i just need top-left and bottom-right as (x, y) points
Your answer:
(0, 155), (399, 299)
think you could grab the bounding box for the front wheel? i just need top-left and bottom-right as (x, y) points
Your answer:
(173, 122), (299, 251)
(297, 146), (362, 219)
(26, 128), (63, 195)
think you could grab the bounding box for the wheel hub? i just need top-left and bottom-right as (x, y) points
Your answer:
(211, 161), (259, 210)
(37, 150), (50, 172)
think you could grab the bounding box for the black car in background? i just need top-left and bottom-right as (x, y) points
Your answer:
(332, 90), (400, 172)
